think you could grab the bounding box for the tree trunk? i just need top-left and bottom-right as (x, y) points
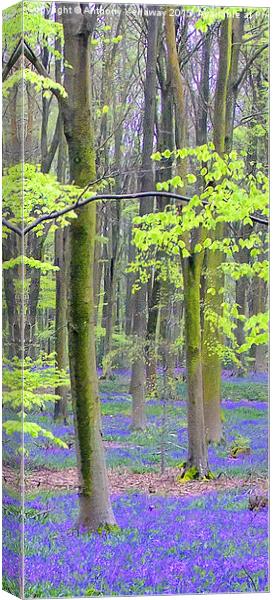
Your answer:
(61, 4), (115, 531)
(183, 253), (209, 476)
(146, 45), (174, 394)
(250, 276), (268, 372)
(235, 279), (246, 348)
(159, 280), (178, 400)
(196, 30), (211, 147)
(125, 227), (135, 335)
(3, 234), (21, 358)
(235, 224), (251, 373)
(225, 14), (245, 153)
(54, 228), (69, 422)
(130, 14), (159, 429)
(166, 11), (209, 471)
(146, 273), (160, 395)
(102, 202), (121, 378)
(202, 17), (233, 443)
(93, 206), (104, 328)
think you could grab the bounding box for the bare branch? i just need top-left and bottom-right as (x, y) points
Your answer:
(234, 43), (268, 91)
(2, 38), (22, 81)
(2, 190), (268, 238)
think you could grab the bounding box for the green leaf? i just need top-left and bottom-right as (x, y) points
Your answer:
(151, 152), (162, 161)
(186, 174), (197, 184)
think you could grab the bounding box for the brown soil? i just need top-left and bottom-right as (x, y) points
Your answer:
(3, 465), (268, 498)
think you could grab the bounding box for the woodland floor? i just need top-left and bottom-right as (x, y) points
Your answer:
(3, 371), (269, 597)
(3, 464), (268, 496)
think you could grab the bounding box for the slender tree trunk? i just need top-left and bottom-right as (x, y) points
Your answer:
(61, 5), (115, 530)
(3, 235), (21, 358)
(165, 12), (188, 395)
(212, 18), (233, 155)
(146, 47), (174, 393)
(182, 253), (209, 477)
(54, 32), (69, 421)
(102, 203), (121, 378)
(202, 17), (233, 443)
(250, 276), (268, 372)
(54, 228), (69, 422)
(235, 279), (246, 348)
(146, 274), (160, 394)
(196, 30), (211, 147)
(225, 13), (245, 153)
(93, 206), (104, 327)
(159, 279), (178, 399)
(24, 232), (49, 358)
(130, 15), (159, 429)
(166, 11), (209, 472)
(165, 12), (187, 168)
(235, 224), (251, 372)
(125, 228), (135, 335)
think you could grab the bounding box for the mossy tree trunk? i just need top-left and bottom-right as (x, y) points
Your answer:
(202, 17), (233, 443)
(195, 29), (211, 147)
(61, 5), (115, 531)
(183, 252), (209, 477)
(166, 11), (209, 474)
(164, 12), (187, 171)
(225, 14), (245, 154)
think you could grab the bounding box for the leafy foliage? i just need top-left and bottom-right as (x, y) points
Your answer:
(132, 145), (268, 361)
(3, 68), (67, 99)
(2, 1), (63, 53)
(3, 255), (58, 273)
(3, 354), (69, 449)
(2, 163), (80, 234)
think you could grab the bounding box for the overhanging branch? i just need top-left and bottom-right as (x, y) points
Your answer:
(234, 43), (268, 91)
(2, 190), (269, 237)
(2, 38), (23, 81)
(2, 218), (22, 236)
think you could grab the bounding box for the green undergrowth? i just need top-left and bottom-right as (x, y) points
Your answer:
(226, 406), (267, 422)
(221, 382), (267, 402)
(151, 378), (266, 405)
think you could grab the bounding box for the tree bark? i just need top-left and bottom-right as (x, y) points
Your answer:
(130, 15), (159, 429)
(196, 30), (211, 147)
(146, 42), (174, 394)
(225, 14), (244, 153)
(3, 234), (21, 358)
(250, 276), (268, 372)
(54, 228), (69, 422)
(166, 11), (209, 472)
(183, 253), (209, 476)
(102, 202), (121, 378)
(202, 17), (233, 443)
(61, 4), (115, 531)
(24, 231), (49, 358)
